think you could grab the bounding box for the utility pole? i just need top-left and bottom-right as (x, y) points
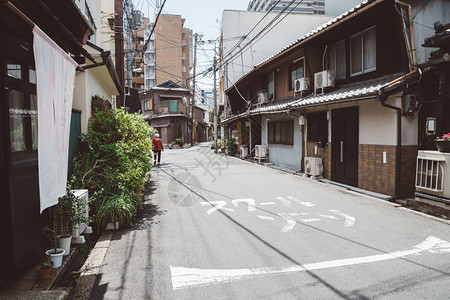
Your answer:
(191, 33), (198, 146)
(213, 55), (218, 154)
(115, 0), (124, 107)
(125, 0), (133, 91)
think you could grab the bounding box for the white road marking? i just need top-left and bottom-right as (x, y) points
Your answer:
(300, 213), (309, 216)
(289, 213), (299, 216)
(232, 199), (256, 212)
(200, 201), (235, 215)
(287, 196), (315, 207)
(330, 209), (356, 227)
(319, 214), (339, 220)
(277, 213), (296, 233)
(257, 215), (275, 220)
(170, 236), (450, 290)
(301, 218), (321, 223)
(276, 197), (292, 207)
(260, 202), (275, 205)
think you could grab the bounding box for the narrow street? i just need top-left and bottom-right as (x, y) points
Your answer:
(90, 144), (450, 300)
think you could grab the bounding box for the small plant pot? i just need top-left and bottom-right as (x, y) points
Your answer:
(45, 248), (65, 268)
(37, 262), (53, 280)
(57, 235), (72, 256)
(435, 140), (450, 153)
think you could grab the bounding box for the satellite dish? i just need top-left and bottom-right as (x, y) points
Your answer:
(182, 97), (187, 104)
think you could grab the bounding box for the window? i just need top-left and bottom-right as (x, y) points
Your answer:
(7, 60), (38, 152)
(327, 40), (346, 80)
(268, 120), (294, 145)
(289, 58), (304, 90)
(267, 71), (274, 98)
(307, 111), (328, 142)
(144, 99), (153, 111)
(350, 27), (376, 76)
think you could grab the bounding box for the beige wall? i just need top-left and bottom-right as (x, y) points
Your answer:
(155, 15), (184, 85)
(359, 96), (418, 146)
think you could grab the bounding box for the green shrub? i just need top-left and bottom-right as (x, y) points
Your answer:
(71, 98), (156, 232)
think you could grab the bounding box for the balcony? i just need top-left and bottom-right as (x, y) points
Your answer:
(154, 100), (188, 115)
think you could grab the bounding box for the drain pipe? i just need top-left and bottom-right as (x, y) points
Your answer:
(379, 87), (401, 200)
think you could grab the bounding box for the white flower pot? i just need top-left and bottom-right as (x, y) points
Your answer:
(45, 248), (65, 268)
(57, 235), (72, 256)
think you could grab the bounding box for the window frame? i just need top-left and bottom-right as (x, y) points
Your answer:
(327, 40), (346, 80)
(350, 26), (376, 77)
(289, 57), (305, 91)
(268, 120), (294, 145)
(267, 71), (275, 98)
(307, 111), (328, 142)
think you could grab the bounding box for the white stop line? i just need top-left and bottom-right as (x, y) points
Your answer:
(170, 236), (450, 290)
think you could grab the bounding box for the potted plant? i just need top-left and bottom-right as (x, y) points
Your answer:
(43, 226), (65, 268)
(50, 190), (90, 256)
(174, 138), (184, 148)
(37, 259), (53, 280)
(435, 133), (450, 153)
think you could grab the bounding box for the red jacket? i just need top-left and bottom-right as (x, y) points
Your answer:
(152, 138), (164, 151)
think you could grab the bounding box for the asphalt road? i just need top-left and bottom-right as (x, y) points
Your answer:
(90, 143), (450, 300)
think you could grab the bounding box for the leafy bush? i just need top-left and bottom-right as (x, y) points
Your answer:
(71, 97), (156, 231)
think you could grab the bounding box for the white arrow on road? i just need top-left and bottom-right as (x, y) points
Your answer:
(276, 197), (291, 207)
(170, 236), (450, 290)
(200, 201), (234, 215)
(278, 213), (297, 232)
(232, 199), (256, 212)
(287, 196), (315, 207)
(330, 209), (356, 227)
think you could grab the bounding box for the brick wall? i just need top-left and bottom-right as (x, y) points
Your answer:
(358, 144), (417, 197)
(358, 144), (396, 196)
(399, 145), (418, 198)
(306, 140), (331, 179)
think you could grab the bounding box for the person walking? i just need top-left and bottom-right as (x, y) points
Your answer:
(152, 133), (164, 165)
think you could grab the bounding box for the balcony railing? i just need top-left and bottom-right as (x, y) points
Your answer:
(154, 100), (188, 115)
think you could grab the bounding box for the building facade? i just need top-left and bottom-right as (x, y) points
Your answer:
(154, 14), (193, 89)
(224, 0), (449, 201)
(247, 0), (325, 14)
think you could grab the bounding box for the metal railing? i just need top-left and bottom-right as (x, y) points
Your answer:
(415, 157), (445, 192)
(154, 100), (188, 115)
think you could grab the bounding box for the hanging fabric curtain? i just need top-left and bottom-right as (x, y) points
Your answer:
(33, 26), (78, 213)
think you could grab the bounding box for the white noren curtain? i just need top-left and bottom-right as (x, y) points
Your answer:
(33, 26), (77, 213)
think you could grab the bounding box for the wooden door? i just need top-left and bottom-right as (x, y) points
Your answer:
(331, 107), (359, 186)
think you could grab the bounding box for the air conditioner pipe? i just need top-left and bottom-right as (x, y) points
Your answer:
(378, 87), (401, 200)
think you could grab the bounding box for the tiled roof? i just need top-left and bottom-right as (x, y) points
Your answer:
(223, 73), (402, 123)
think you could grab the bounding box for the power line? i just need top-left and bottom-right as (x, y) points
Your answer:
(220, 0), (303, 69)
(142, 0), (166, 52)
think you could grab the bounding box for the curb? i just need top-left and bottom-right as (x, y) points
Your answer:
(71, 231), (114, 299)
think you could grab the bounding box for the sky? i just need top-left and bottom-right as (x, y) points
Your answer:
(136, 0), (248, 102)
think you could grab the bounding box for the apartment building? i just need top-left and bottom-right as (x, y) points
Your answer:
(154, 14), (193, 89)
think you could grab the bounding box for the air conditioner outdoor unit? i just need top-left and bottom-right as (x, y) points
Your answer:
(304, 157), (323, 176)
(71, 189), (93, 244)
(294, 77), (310, 92)
(254, 145), (268, 163)
(314, 70), (335, 91)
(257, 91), (269, 104)
(240, 146), (249, 159)
(161, 107), (168, 113)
